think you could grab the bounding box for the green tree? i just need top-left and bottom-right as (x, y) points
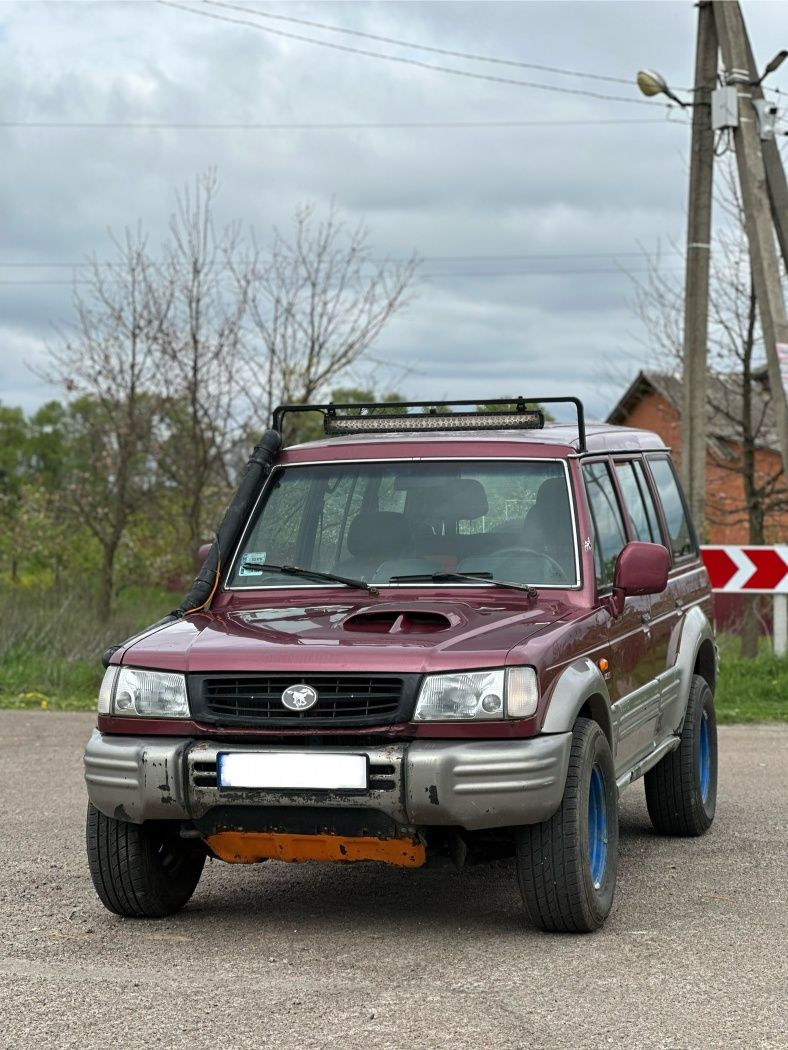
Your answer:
(0, 404), (30, 581)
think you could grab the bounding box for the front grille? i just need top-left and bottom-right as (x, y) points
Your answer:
(188, 673), (420, 728)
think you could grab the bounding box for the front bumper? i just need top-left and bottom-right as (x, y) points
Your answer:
(84, 730), (572, 832)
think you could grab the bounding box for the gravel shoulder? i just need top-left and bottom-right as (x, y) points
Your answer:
(1, 712), (786, 1050)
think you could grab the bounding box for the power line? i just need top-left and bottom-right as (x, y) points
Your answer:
(159, 0), (658, 107)
(422, 267), (685, 277)
(0, 117), (689, 130)
(0, 266), (685, 286)
(0, 250), (684, 268)
(203, 0), (644, 87)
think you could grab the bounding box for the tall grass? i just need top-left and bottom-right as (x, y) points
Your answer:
(0, 585), (178, 709)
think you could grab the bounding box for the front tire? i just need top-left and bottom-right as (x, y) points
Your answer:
(86, 803), (205, 918)
(644, 674), (717, 836)
(516, 718), (618, 933)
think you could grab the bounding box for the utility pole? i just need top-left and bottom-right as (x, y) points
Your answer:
(743, 34), (788, 271)
(680, 0), (718, 530)
(712, 0), (788, 477)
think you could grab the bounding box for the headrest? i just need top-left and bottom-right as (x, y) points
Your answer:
(347, 511), (411, 557)
(533, 477), (569, 514)
(440, 478), (489, 520)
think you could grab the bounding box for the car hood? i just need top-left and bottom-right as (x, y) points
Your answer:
(120, 594), (575, 675)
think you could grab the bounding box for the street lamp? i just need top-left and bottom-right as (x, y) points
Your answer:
(636, 69), (690, 108)
(753, 49), (788, 85)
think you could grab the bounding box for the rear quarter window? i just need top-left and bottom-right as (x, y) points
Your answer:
(614, 460), (662, 544)
(647, 455), (697, 560)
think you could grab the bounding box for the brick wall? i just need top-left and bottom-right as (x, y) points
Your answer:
(620, 389), (788, 545)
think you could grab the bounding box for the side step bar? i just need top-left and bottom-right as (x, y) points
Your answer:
(616, 735), (681, 793)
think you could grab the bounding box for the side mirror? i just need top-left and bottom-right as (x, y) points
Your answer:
(197, 542), (213, 570)
(609, 541), (670, 617)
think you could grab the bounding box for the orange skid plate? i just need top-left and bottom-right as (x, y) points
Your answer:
(206, 831), (426, 867)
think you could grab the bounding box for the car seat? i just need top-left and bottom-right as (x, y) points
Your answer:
(334, 510), (412, 581)
(521, 477), (575, 577)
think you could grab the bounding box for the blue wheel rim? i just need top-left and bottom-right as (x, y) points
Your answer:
(698, 709), (711, 804)
(588, 763), (608, 889)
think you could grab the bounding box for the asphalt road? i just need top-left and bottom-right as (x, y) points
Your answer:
(1, 712), (786, 1050)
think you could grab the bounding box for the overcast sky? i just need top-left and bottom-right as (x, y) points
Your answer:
(2, 0), (787, 423)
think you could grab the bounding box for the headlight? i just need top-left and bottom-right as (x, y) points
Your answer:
(413, 667), (538, 722)
(108, 668), (190, 719)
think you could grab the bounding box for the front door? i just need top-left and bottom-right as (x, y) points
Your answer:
(582, 460), (659, 775)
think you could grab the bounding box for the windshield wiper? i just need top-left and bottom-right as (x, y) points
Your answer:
(240, 562), (378, 595)
(388, 571), (537, 597)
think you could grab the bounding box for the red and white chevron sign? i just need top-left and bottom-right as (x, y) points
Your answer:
(701, 546), (788, 593)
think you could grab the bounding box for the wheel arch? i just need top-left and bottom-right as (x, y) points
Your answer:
(576, 694), (614, 749)
(541, 659), (613, 749)
(668, 605), (717, 735)
(693, 636), (717, 693)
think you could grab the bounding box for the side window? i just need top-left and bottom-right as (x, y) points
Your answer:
(583, 462), (627, 588)
(632, 460), (662, 542)
(614, 461), (661, 543)
(648, 455), (696, 559)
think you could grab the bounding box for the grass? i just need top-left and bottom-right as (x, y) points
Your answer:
(0, 585), (179, 711)
(1, 593), (786, 723)
(714, 635), (788, 724)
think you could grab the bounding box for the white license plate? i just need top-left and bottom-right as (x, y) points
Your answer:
(217, 752), (368, 791)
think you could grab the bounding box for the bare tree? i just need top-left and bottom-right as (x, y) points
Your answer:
(46, 230), (168, 619)
(245, 204), (418, 435)
(153, 173), (253, 559)
(45, 182), (419, 608)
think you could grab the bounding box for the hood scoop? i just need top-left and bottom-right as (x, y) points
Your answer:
(341, 608), (456, 635)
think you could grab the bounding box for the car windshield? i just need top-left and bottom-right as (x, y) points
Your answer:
(228, 460), (578, 589)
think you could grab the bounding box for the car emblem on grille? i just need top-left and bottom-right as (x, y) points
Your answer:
(281, 684), (318, 711)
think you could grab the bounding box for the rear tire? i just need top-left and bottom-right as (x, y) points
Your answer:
(645, 674), (717, 836)
(516, 718), (618, 933)
(86, 803), (205, 918)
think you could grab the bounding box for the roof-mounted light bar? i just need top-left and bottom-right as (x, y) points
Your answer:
(325, 408), (543, 435)
(272, 396), (586, 450)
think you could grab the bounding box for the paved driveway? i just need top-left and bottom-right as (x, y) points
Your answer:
(1, 712), (785, 1049)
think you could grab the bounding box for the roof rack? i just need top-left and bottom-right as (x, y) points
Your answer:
(272, 396), (586, 451)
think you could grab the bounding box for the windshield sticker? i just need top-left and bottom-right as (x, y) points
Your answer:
(239, 552), (267, 576)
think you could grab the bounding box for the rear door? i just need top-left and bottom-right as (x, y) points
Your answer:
(645, 454), (708, 736)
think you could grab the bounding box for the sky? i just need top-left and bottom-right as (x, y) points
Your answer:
(2, 0), (788, 423)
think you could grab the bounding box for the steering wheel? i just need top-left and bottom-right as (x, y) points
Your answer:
(492, 547), (569, 583)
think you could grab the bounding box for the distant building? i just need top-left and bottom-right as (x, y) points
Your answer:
(606, 369), (787, 545)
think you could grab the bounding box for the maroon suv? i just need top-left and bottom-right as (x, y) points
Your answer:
(84, 398), (718, 932)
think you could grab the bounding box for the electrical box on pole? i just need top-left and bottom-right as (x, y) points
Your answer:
(711, 86), (738, 129)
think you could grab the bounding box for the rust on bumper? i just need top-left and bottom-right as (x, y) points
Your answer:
(205, 831), (426, 867)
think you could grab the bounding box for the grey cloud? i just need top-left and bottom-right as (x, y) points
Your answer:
(1, 0), (786, 424)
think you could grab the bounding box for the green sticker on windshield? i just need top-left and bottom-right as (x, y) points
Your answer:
(239, 552), (267, 576)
